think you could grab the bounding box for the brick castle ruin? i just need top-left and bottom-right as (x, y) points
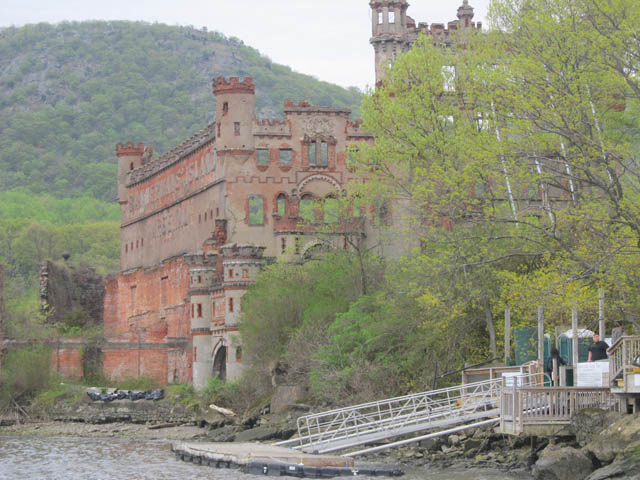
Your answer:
(0, 1), (478, 388)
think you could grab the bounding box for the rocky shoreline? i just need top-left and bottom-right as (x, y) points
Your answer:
(1, 398), (639, 480)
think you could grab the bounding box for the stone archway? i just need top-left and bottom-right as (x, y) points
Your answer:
(212, 345), (227, 381)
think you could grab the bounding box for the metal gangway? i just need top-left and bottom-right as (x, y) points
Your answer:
(276, 378), (513, 457)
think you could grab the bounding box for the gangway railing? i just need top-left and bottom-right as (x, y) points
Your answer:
(276, 378), (512, 455)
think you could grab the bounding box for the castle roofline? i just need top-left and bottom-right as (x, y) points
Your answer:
(284, 99), (351, 116)
(126, 123), (216, 187)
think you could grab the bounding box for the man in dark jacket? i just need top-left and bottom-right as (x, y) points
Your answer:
(588, 334), (609, 362)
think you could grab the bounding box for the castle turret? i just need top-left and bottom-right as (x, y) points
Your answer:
(370, 0), (411, 84)
(457, 0), (475, 28)
(213, 77), (256, 151)
(116, 142), (145, 203)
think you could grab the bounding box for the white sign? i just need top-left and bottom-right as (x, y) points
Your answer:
(502, 372), (523, 387)
(635, 374), (640, 387)
(577, 361), (609, 387)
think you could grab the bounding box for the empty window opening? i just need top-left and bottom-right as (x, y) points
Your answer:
(295, 237), (301, 255)
(442, 65), (456, 92)
(389, 11), (396, 23)
(229, 297), (234, 313)
(222, 102), (229, 115)
(235, 347), (242, 362)
(281, 237), (287, 254)
(194, 346), (198, 362)
(217, 122), (221, 137)
(309, 142), (317, 166)
(277, 194), (286, 217)
(198, 214), (201, 224)
(300, 196), (314, 222)
(257, 149), (269, 166)
(130, 286), (137, 312)
(136, 240), (139, 248)
(321, 142), (329, 166)
(279, 148), (292, 166)
(216, 207), (220, 217)
(197, 303), (203, 318)
(191, 304), (195, 318)
(228, 269), (234, 279)
(242, 269), (249, 279)
(130, 242), (134, 250)
(204, 212), (207, 221)
(141, 238), (143, 247)
(125, 244), (128, 253)
(378, 11), (383, 24)
(249, 195), (264, 225)
(234, 122), (241, 135)
(198, 275), (202, 284)
(161, 276), (168, 306)
(324, 197), (339, 223)
(130, 162), (134, 171)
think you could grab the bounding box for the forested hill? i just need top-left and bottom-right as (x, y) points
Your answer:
(0, 21), (363, 201)
(0, 21), (363, 317)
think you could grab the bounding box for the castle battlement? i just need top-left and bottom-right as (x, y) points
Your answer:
(213, 76), (255, 95)
(253, 118), (291, 137)
(116, 142), (145, 157)
(284, 99), (351, 117)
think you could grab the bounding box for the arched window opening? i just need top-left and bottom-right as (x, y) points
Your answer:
(300, 195), (314, 222)
(324, 197), (339, 223)
(277, 194), (286, 217)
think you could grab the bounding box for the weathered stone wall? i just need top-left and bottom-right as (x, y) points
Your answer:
(39, 261), (106, 326)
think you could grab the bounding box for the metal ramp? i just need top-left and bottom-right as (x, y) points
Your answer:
(276, 379), (502, 456)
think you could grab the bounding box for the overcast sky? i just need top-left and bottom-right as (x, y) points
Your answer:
(0, 0), (492, 90)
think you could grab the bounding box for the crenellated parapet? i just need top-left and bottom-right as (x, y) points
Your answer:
(253, 118), (291, 137)
(346, 120), (373, 139)
(213, 76), (255, 95)
(284, 100), (352, 117)
(116, 142), (145, 158)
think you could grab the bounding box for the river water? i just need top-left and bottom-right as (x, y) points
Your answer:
(0, 436), (532, 480)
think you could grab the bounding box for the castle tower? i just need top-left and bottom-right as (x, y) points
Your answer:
(213, 77), (256, 151)
(457, 0), (475, 28)
(370, 0), (411, 84)
(115, 142), (145, 203)
(186, 252), (218, 391)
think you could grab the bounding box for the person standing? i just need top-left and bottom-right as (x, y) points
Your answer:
(546, 347), (566, 385)
(588, 333), (609, 362)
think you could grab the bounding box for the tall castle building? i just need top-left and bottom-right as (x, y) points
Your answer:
(102, 1), (477, 389)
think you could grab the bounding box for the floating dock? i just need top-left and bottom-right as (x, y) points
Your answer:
(172, 442), (404, 477)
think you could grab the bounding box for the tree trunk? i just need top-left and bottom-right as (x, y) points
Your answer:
(483, 297), (497, 357)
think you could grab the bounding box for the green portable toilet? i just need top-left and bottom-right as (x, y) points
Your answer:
(514, 327), (551, 366)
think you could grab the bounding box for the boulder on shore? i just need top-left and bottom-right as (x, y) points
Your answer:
(532, 444), (594, 480)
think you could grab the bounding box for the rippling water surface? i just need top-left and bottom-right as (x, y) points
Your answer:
(0, 436), (532, 480)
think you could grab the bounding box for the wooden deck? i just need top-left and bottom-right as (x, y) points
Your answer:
(498, 386), (617, 436)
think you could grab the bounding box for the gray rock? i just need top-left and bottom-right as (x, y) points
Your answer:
(464, 439), (483, 452)
(533, 445), (594, 480)
(571, 409), (623, 447)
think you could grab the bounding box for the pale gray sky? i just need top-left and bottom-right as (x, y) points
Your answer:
(0, 0), (491, 90)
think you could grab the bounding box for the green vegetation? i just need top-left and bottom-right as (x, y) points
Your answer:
(0, 346), (52, 411)
(239, 0), (640, 407)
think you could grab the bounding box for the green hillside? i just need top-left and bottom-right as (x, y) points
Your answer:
(0, 21), (363, 320)
(0, 21), (362, 201)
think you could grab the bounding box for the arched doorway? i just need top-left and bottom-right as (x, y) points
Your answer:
(212, 346), (227, 381)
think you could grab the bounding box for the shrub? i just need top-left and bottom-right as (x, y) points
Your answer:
(0, 345), (52, 409)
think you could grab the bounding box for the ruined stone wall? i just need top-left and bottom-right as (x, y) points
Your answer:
(39, 261), (106, 326)
(102, 256), (191, 384)
(121, 143), (225, 271)
(225, 102), (373, 258)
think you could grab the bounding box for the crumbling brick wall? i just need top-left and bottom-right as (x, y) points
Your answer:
(39, 261), (106, 326)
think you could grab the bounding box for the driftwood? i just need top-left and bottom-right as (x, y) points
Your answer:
(147, 422), (185, 430)
(209, 404), (236, 417)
